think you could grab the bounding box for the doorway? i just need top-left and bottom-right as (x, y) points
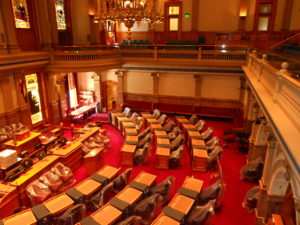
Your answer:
(102, 81), (117, 112)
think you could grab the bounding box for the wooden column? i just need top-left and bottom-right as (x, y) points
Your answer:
(0, 12), (7, 54)
(255, 134), (278, 224)
(281, 0), (294, 31)
(57, 75), (67, 120)
(93, 72), (102, 111)
(238, 0), (248, 31)
(115, 71), (124, 110)
(46, 72), (61, 123)
(35, 0), (55, 50)
(261, 135), (278, 186)
(47, 0), (59, 47)
(151, 72), (159, 110)
(12, 70), (31, 126)
(194, 74), (202, 106)
(0, 72), (20, 124)
(191, 0), (199, 31)
(248, 123), (269, 162)
(88, 0), (101, 45)
(0, 0), (20, 53)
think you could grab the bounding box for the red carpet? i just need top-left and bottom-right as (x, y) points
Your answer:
(67, 113), (255, 225)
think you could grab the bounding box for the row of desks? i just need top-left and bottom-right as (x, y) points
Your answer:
(80, 171), (157, 225)
(175, 116), (208, 172)
(152, 176), (203, 225)
(141, 113), (171, 169)
(1, 126), (102, 210)
(0, 165), (121, 225)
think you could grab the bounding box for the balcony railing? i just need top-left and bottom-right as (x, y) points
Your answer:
(50, 45), (248, 66)
(245, 52), (300, 179)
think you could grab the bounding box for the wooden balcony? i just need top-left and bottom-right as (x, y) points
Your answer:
(46, 45), (249, 72)
(243, 52), (300, 182)
(0, 51), (50, 72)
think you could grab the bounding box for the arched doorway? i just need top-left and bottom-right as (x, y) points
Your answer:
(102, 80), (117, 112)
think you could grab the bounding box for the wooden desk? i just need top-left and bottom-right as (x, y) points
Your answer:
(5, 132), (41, 156)
(154, 130), (168, 138)
(3, 209), (36, 225)
(150, 123), (162, 130)
(84, 148), (104, 176)
(75, 178), (102, 197)
(187, 131), (201, 137)
(134, 172), (157, 187)
(175, 117), (188, 128)
(43, 193), (74, 215)
(157, 138), (170, 145)
(91, 203), (122, 225)
(182, 177), (203, 193)
(168, 194), (195, 215)
(115, 187), (142, 205)
(116, 116), (132, 133)
(146, 118), (159, 124)
(10, 155), (59, 206)
(152, 214), (180, 225)
(124, 128), (137, 136)
(141, 112), (153, 118)
(39, 136), (59, 151)
(155, 147), (170, 169)
(76, 127), (100, 143)
(96, 165), (120, 181)
(0, 184), (20, 218)
(69, 105), (94, 117)
(121, 144), (136, 166)
(182, 124), (195, 135)
(269, 214), (284, 225)
(51, 142), (83, 172)
(125, 135), (138, 145)
(191, 139), (205, 147)
(111, 112), (124, 127)
(192, 148), (208, 172)
(51, 128), (62, 136)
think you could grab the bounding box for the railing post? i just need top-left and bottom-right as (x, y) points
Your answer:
(198, 47), (202, 62)
(257, 54), (268, 81)
(154, 46), (158, 59)
(273, 62), (289, 103)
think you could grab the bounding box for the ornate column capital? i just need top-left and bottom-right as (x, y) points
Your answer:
(92, 72), (101, 81)
(151, 72), (159, 78)
(115, 70), (127, 77)
(194, 74), (203, 80)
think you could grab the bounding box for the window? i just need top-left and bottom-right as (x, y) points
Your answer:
(254, 0), (277, 31)
(55, 0), (67, 30)
(11, 0), (30, 29)
(169, 6), (179, 15)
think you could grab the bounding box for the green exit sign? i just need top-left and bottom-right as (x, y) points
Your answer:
(184, 13), (190, 18)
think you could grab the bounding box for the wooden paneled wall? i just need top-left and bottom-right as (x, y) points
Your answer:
(121, 70), (244, 123)
(114, 30), (300, 49)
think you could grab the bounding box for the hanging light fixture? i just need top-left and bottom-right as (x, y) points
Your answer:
(94, 0), (163, 44)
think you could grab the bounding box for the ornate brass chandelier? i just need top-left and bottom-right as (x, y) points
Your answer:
(94, 0), (163, 44)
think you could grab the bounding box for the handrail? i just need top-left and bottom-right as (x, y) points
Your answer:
(269, 32), (300, 50)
